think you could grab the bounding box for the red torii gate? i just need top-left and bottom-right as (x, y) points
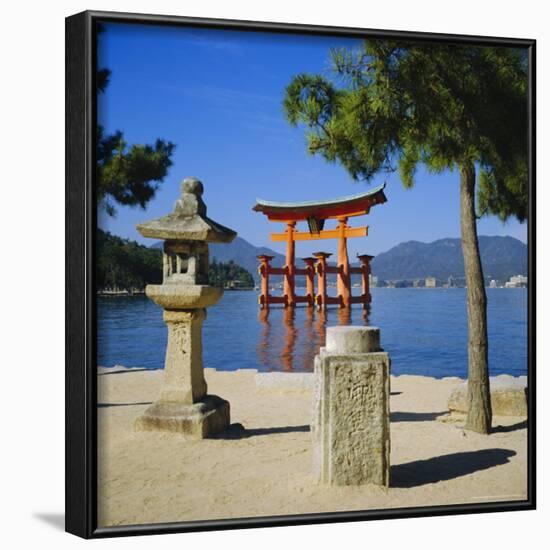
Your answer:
(252, 184), (387, 309)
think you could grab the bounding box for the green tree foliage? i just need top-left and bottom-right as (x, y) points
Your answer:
(284, 42), (527, 220)
(283, 40), (528, 433)
(97, 230), (254, 291)
(96, 229), (162, 291)
(209, 259), (255, 288)
(96, 127), (175, 216)
(97, 29), (175, 216)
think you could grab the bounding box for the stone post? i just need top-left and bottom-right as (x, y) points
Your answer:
(312, 326), (390, 486)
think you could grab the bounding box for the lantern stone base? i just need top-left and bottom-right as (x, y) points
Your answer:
(134, 395), (230, 439)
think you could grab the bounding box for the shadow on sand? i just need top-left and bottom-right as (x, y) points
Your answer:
(213, 423), (310, 440)
(491, 420), (528, 433)
(390, 411), (447, 422)
(391, 448), (516, 487)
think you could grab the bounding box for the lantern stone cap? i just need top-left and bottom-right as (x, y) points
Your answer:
(136, 177), (237, 243)
(145, 283), (223, 309)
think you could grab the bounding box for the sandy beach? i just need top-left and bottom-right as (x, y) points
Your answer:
(97, 367), (527, 527)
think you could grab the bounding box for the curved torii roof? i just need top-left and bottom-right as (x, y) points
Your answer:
(252, 183), (387, 222)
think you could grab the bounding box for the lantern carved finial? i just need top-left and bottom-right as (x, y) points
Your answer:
(174, 177), (207, 218)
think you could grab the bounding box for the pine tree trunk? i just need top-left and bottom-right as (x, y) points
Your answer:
(460, 162), (492, 434)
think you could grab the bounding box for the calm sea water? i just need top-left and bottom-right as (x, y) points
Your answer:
(97, 288), (527, 378)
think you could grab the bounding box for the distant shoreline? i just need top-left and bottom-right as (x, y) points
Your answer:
(97, 290), (146, 297)
(97, 286), (526, 296)
(97, 287), (256, 296)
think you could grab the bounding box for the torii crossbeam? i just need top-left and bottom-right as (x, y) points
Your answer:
(252, 183), (387, 309)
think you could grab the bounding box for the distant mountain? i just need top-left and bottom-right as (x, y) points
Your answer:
(370, 236), (527, 283)
(152, 236), (285, 283)
(151, 234), (527, 285)
(210, 237), (286, 282)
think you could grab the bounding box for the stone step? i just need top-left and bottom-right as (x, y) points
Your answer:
(448, 375), (528, 416)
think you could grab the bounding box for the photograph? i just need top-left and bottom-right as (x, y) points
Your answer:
(68, 10), (534, 535)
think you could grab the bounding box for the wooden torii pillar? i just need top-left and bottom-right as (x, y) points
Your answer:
(357, 254), (374, 307)
(302, 257), (316, 306)
(313, 252), (331, 310)
(257, 255), (273, 309)
(337, 217), (351, 308)
(283, 222), (296, 307)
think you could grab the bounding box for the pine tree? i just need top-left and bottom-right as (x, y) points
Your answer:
(283, 40), (528, 433)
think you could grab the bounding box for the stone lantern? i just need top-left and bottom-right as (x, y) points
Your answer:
(134, 177), (236, 438)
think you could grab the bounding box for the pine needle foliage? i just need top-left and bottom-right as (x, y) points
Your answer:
(283, 40), (528, 221)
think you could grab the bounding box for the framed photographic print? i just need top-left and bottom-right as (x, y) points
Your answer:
(65, 10), (536, 538)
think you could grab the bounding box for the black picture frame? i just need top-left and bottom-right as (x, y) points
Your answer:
(65, 9), (536, 539)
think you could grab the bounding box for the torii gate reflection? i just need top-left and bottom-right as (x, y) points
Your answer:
(256, 307), (370, 372)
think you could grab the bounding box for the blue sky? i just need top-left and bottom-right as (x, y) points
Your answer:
(97, 22), (527, 257)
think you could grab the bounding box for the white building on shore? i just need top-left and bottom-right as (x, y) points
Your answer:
(505, 274), (528, 288)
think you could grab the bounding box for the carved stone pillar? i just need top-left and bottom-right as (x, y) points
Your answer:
(159, 309), (207, 404)
(312, 326), (390, 486)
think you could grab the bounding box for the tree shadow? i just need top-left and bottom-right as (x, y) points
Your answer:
(391, 411), (447, 422)
(491, 420), (528, 433)
(33, 513), (65, 531)
(391, 448), (516, 487)
(97, 401), (152, 408)
(212, 423), (310, 440)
